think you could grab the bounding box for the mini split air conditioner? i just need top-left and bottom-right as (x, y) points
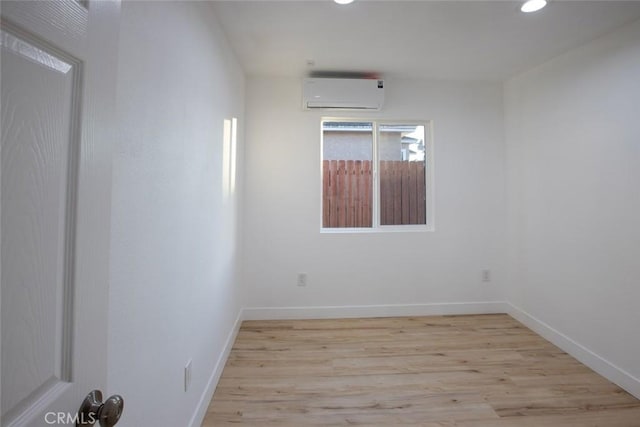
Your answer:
(302, 78), (384, 110)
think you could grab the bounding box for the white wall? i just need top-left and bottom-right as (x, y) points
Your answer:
(108, 2), (244, 426)
(243, 77), (506, 314)
(103, 4), (640, 423)
(505, 18), (640, 391)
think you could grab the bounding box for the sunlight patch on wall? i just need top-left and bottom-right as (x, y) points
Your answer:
(222, 118), (238, 199)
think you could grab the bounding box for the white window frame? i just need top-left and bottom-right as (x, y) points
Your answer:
(320, 117), (434, 233)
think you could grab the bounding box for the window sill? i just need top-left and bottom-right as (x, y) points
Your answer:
(320, 225), (434, 234)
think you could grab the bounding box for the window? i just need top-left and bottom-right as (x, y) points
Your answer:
(321, 119), (433, 231)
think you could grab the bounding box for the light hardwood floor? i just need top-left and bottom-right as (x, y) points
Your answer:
(202, 314), (640, 426)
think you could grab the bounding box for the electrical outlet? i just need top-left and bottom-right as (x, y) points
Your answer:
(184, 359), (192, 392)
(482, 269), (491, 283)
(297, 273), (308, 287)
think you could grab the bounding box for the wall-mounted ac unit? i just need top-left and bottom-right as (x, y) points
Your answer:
(302, 78), (384, 110)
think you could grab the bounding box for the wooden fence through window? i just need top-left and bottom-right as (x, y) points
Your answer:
(322, 160), (372, 228)
(322, 160), (426, 228)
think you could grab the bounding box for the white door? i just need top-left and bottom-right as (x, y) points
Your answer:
(1, 1), (120, 426)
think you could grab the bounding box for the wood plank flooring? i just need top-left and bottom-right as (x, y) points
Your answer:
(201, 314), (640, 426)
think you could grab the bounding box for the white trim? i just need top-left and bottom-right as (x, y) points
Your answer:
(188, 309), (244, 427)
(506, 303), (640, 400)
(320, 225), (432, 234)
(242, 301), (508, 321)
(372, 120), (380, 228)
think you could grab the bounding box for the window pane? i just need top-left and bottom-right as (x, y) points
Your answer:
(322, 121), (373, 228)
(379, 124), (427, 225)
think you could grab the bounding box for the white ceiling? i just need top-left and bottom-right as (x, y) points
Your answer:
(211, 0), (640, 81)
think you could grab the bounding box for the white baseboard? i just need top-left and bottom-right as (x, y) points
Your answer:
(506, 303), (640, 400)
(242, 301), (508, 320)
(188, 308), (244, 427)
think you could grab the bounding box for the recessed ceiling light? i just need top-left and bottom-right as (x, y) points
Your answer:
(521, 0), (547, 13)
(334, 0), (354, 5)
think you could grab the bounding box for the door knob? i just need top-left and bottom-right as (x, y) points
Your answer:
(77, 390), (124, 427)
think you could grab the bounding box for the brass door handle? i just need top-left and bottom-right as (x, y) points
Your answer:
(77, 390), (124, 427)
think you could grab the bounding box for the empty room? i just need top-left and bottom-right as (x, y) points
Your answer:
(1, 0), (640, 426)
